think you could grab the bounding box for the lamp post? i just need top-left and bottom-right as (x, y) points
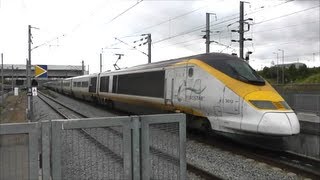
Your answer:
(278, 49), (285, 84)
(273, 52), (279, 84)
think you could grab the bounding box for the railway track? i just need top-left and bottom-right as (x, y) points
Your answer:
(40, 90), (320, 179)
(188, 132), (320, 180)
(38, 90), (222, 180)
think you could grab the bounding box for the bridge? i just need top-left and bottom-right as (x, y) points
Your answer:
(1, 64), (85, 79)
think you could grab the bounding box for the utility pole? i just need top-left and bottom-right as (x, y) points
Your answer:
(147, 34), (151, 64)
(203, 13), (217, 54)
(142, 34), (152, 63)
(100, 53), (102, 73)
(278, 49), (285, 84)
(27, 25), (33, 121)
(134, 34), (152, 63)
(11, 65), (14, 91)
(1, 53), (3, 109)
(205, 13), (210, 53)
(82, 60), (85, 75)
(231, 1), (252, 60)
(273, 52), (279, 84)
(239, 2), (244, 59)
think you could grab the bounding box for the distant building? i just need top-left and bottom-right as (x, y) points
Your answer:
(274, 62), (306, 69)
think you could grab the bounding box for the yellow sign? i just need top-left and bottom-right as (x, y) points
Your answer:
(35, 65), (48, 78)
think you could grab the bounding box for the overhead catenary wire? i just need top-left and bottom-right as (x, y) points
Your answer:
(253, 52), (320, 61)
(102, 0), (318, 69)
(105, 0), (144, 25)
(153, 16), (240, 44)
(149, 0), (297, 45)
(211, 20), (320, 40)
(127, 5), (207, 36)
(114, 37), (148, 56)
(107, 0), (296, 51)
(254, 5), (320, 25)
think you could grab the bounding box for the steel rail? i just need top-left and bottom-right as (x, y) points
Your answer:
(39, 89), (224, 179)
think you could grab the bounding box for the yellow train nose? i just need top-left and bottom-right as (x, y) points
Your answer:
(245, 91), (291, 110)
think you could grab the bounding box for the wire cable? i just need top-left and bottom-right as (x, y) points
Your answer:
(114, 37), (148, 56)
(106, 0), (144, 25)
(254, 5), (320, 25)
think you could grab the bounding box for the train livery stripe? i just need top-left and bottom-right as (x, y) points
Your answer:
(174, 59), (284, 102)
(98, 93), (205, 117)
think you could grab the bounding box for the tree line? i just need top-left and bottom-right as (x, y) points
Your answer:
(257, 64), (320, 84)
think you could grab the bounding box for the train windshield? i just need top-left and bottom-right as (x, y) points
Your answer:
(204, 58), (265, 85)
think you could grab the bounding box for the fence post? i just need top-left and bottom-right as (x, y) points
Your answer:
(318, 95), (320, 116)
(179, 115), (187, 180)
(28, 123), (40, 180)
(41, 121), (51, 180)
(123, 117), (133, 180)
(141, 118), (150, 180)
(51, 121), (62, 180)
(131, 116), (141, 180)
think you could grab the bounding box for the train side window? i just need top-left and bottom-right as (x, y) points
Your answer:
(188, 68), (194, 77)
(117, 70), (165, 98)
(112, 76), (118, 93)
(100, 76), (109, 92)
(89, 77), (97, 93)
(82, 81), (88, 87)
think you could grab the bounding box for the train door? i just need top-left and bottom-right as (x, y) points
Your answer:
(221, 86), (241, 129)
(185, 65), (202, 109)
(173, 66), (187, 105)
(89, 77), (97, 93)
(165, 69), (174, 105)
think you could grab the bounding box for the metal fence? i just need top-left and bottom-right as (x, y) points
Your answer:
(283, 94), (320, 115)
(0, 113), (186, 180)
(141, 114), (186, 180)
(0, 123), (39, 180)
(50, 117), (132, 180)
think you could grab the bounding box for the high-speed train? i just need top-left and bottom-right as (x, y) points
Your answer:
(45, 53), (300, 137)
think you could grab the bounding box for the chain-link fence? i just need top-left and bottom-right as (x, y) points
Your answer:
(1, 114), (186, 180)
(0, 123), (39, 180)
(141, 114), (186, 180)
(50, 117), (132, 180)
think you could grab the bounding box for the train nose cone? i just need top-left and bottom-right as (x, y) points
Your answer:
(286, 113), (300, 134)
(258, 113), (300, 135)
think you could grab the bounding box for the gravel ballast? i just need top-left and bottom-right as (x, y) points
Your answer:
(34, 90), (305, 180)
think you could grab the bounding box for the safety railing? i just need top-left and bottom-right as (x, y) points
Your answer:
(293, 94), (320, 115)
(0, 113), (186, 180)
(0, 122), (39, 180)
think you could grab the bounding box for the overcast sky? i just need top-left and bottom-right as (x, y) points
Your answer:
(0, 0), (319, 73)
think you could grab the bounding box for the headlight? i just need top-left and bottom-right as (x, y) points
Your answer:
(280, 101), (291, 110)
(250, 100), (277, 110)
(250, 100), (291, 110)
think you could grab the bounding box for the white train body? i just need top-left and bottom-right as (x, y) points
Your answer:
(45, 53), (300, 136)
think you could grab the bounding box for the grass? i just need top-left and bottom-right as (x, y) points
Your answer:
(299, 73), (320, 84)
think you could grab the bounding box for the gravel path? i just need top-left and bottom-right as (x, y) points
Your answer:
(34, 90), (306, 180)
(187, 139), (304, 180)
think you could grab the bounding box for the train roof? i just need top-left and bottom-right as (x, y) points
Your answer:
(103, 53), (241, 74)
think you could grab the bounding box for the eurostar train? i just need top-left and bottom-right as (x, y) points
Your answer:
(45, 53), (300, 136)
